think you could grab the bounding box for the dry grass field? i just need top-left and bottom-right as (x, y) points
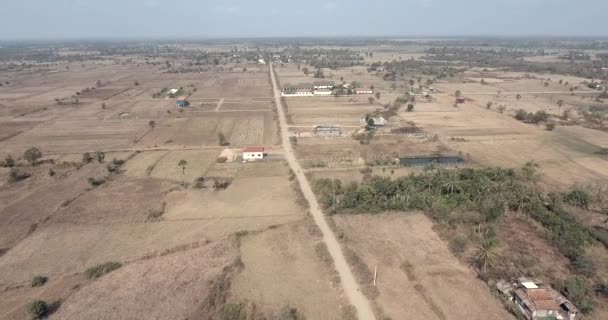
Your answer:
(331, 213), (512, 320)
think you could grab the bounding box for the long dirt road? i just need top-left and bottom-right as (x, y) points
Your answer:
(269, 63), (377, 320)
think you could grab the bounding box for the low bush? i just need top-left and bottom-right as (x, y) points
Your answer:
(29, 300), (48, 319)
(87, 177), (105, 186)
(9, 168), (30, 182)
(31, 275), (48, 287)
(85, 262), (122, 279)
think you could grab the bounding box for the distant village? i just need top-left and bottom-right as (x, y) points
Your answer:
(281, 81), (373, 97)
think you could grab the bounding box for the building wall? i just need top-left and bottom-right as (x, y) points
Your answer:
(243, 152), (264, 161)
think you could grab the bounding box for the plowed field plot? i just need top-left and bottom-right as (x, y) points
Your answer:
(135, 112), (277, 148)
(163, 176), (302, 220)
(118, 100), (175, 118)
(50, 177), (171, 224)
(122, 150), (168, 178)
(285, 97), (378, 126)
(149, 150), (219, 182)
(221, 101), (272, 111)
(0, 118), (148, 154)
(185, 73), (272, 99)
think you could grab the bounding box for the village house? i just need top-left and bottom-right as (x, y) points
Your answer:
(355, 88), (373, 94)
(360, 116), (388, 127)
(282, 84), (314, 96)
(497, 278), (578, 320)
(313, 81), (335, 90)
(313, 89), (333, 96)
(175, 96), (188, 108)
(242, 146), (265, 162)
(313, 124), (342, 136)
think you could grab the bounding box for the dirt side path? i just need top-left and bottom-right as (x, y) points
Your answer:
(269, 62), (376, 320)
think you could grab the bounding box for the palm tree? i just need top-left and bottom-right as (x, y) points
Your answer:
(95, 151), (105, 178)
(475, 235), (499, 274)
(178, 160), (188, 183)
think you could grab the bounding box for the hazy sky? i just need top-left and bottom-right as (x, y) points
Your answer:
(1, 0), (607, 39)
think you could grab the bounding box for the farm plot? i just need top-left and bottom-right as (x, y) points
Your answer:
(331, 213), (511, 320)
(0, 164), (98, 250)
(0, 118), (148, 155)
(220, 101), (273, 111)
(136, 112), (276, 148)
(233, 220), (347, 319)
(286, 97), (378, 126)
(50, 240), (240, 320)
(50, 177), (172, 224)
(149, 149), (219, 182)
(229, 115), (266, 146)
(122, 150), (169, 178)
(121, 100), (175, 118)
(185, 73), (272, 99)
(163, 175), (303, 220)
(0, 215), (300, 286)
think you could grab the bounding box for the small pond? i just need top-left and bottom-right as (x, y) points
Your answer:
(399, 156), (465, 167)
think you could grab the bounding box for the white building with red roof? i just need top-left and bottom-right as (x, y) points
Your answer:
(242, 146), (265, 161)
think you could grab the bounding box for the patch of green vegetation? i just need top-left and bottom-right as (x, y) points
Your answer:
(31, 275), (48, 287)
(29, 300), (48, 319)
(85, 261), (122, 279)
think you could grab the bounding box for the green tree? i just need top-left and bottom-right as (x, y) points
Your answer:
(24, 147), (42, 166)
(407, 104), (414, 112)
(302, 67), (309, 75)
(148, 120), (156, 128)
(516, 94), (522, 101)
(545, 122), (556, 131)
(486, 102), (493, 109)
(368, 97), (375, 104)
(82, 152), (93, 163)
(455, 90), (462, 97)
(375, 92), (381, 100)
(475, 235), (499, 274)
(218, 131), (228, 146)
(95, 151), (105, 178)
(178, 159), (188, 183)
(29, 300), (48, 319)
(2, 154), (15, 167)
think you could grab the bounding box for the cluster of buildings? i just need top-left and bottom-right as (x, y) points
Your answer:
(496, 277), (578, 320)
(281, 81), (373, 97)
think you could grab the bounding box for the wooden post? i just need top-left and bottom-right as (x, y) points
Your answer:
(374, 264), (377, 287)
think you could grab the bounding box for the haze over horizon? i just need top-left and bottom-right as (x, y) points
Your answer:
(1, 0), (608, 40)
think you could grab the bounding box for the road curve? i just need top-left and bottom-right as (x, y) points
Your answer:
(269, 62), (377, 320)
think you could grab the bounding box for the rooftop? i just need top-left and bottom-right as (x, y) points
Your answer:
(176, 96), (187, 101)
(243, 146), (265, 153)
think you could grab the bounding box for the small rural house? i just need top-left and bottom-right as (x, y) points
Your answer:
(355, 88), (373, 94)
(282, 84), (314, 96)
(176, 96), (188, 107)
(360, 116), (388, 127)
(497, 278), (578, 320)
(313, 124), (342, 136)
(456, 97), (466, 104)
(313, 89), (333, 96)
(313, 81), (335, 90)
(242, 146), (265, 161)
